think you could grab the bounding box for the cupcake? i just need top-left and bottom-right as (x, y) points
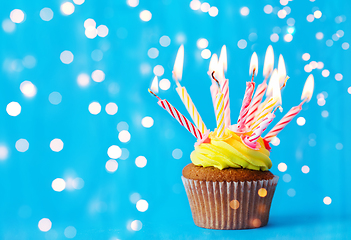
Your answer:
(181, 129), (279, 230)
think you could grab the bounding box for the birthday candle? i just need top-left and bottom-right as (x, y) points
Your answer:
(245, 80), (267, 128)
(175, 83), (207, 134)
(148, 77), (203, 139)
(237, 81), (255, 130)
(216, 48), (231, 127)
(250, 71), (281, 130)
(215, 91), (225, 137)
(173, 45), (207, 133)
(248, 113), (275, 143)
(264, 74), (314, 142)
(209, 54), (219, 112)
(237, 52), (257, 130)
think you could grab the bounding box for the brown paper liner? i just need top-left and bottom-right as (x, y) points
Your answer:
(182, 175), (279, 230)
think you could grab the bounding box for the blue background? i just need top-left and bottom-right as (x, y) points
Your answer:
(1, 0), (350, 239)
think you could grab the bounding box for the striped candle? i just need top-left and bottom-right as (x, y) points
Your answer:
(215, 92), (225, 137)
(221, 78), (231, 127)
(175, 84), (208, 134)
(263, 105), (302, 142)
(237, 81), (255, 130)
(210, 83), (218, 113)
(245, 80), (267, 128)
(158, 99), (203, 139)
(250, 97), (277, 130)
(247, 113), (275, 143)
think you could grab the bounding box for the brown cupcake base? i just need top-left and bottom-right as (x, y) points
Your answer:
(182, 175), (279, 230)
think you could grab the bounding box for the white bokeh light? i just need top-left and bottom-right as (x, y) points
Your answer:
(38, 218), (52, 232)
(136, 199), (149, 212)
(40, 8), (54, 21)
(130, 220), (142, 231)
(0, 145), (9, 161)
(278, 162), (287, 172)
(2, 19), (16, 33)
(148, 48), (159, 59)
(117, 122), (129, 132)
(52, 178), (66, 192)
(153, 65), (164, 76)
(197, 38), (208, 49)
(105, 159), (118, 173)
(50, 139), (64, 152)
(208, 6), (218, 17)
(60, 50), (74, 64)
(60, 2), (75, 15)
(77, 73), (90, 87)
(140, 10), (152, 22)
(135, 156), (147, 168)
(159, 35), (171, 47)
(297, 117), (306, 126)
(172, 149), (183, 159)
(97, 25), (109, 37)
(335, 73), (343, 81)
(10, 9), (25, 23)
(72, 177), (84, 189)
(108, 145), (122, 159)
(20, 81), (37, 98)
(105, 102), (118, 115)
(301, 165), (310, 174)
(88, 102), (101, 115)
(15, 139), (29, 152)
(73, 0), (85, 5)
(91, 70), (105, 82)
(141, 116), (154, 128)
(85, 26), (98, 39)
(64, 226), (77, 239)
(287, 188), (296, 197)
(127, 0), (139, 7)
(119, 130), (131, 143)
(159, 79), (171, 90)
(264, 5), (273, 14)
(240, 7), (250, 16)
(84, 18), (96, 28)
(322, 69), (330, 77)
(201, 49), (211, 59)
(323, 196), (332, 205)
(237, 39), (247, 49)
(200, 2), (210, 12)
(270, 33), (279, 43)
(302, 53), (310, 61)
(6, 102), (21, 117)
(49, 92), (62, 105)
(190, 0), (201, 10)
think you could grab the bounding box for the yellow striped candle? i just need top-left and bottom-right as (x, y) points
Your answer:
(215, 91), (225, 137)
(250, 97), (277, 130)
(175, 82), (207, 134)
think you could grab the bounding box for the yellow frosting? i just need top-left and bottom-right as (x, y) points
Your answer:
(191, 129), (272, 171)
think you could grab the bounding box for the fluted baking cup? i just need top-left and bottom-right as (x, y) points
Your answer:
(182, 175), (279, 229)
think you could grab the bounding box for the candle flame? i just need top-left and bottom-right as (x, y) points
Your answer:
(263, 45), (274, 78)
(173, 45), (184, 81)
(219, 45), (227, 72)
(150, 76), (159, 93)
(209, 54), (218, 74)
(278, 54), (286, 86)
(301, 74), (314, 102)
(249, 52), (258, 76)
(266, 69), (278, 98)
(215, 59), (225, 83)
(272, 71), (282, 107)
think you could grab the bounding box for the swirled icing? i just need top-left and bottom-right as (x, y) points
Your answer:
(191, 129), (272, 171)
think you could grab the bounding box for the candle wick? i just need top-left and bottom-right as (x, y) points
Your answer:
(280, 76), (289, 90)
(211, 71), (221, 88)
(273, 106), (283, 113)
(300, 98), (307, 106)
(148, 89), (161, 101)
(251, 68), (256, 82)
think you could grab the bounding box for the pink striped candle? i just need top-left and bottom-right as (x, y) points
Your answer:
(245, 80), (267, 128)
(221, 78), (231, 127)
(148, 89), (202, 139)
(263, 104), (301, 142)
(237, 81), (255, 130)
(243, 113), (275, 149)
